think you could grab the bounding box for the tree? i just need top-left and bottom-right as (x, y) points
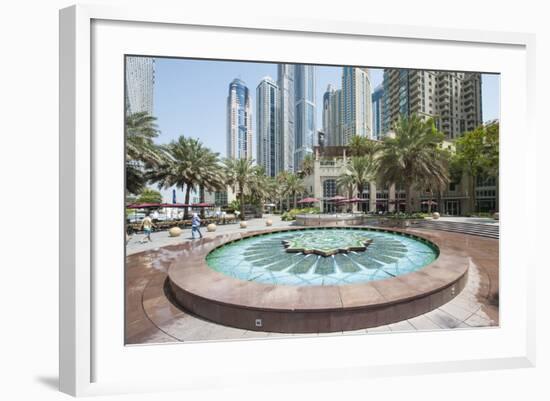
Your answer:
(299, 154), (315, 177)
(336, 173), (355, 200)
(348, 135), (381, 157)
(484, 122), (499, 177)
(418, 147), (451, 213)
(246, 165), (275, 207)
(336, 173), (355, 212)
(137, 188), (162, 204)
(453, 122), (499, 213)
(378, 114), (448, 213)
(284, 173), (306, 209)
(125, 112), (162, 194)
(222, 158), (260, 220)
(276, 171), (291, 211)
(337, 156), (378, 212)
(148, 136), (224, 219)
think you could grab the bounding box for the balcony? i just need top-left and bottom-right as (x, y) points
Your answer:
(409, 73), (420, 84)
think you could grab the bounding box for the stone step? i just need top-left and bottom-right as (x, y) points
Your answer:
(412, 221), (499, 239)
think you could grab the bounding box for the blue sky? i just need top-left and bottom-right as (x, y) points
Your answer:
(153, 58), (500, 153)
(150, 57), (500, 201)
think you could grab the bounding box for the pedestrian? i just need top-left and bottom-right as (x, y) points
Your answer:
(139, 213), (155, 243)
(191, 212), (203, 239)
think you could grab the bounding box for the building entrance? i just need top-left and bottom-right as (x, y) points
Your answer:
(445, 200), (461, 216)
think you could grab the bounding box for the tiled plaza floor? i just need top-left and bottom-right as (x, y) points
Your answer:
(125, 217), (499, 344)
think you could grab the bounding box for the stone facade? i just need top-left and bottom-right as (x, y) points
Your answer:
(302, 145), (495, 215)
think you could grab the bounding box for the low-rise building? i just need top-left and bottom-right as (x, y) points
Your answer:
(302, 143), (496, 216)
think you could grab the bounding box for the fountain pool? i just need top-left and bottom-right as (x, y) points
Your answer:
(206, 228), (438, 286)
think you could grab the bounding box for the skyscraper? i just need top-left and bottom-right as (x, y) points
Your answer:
(322, 85), (343, 146)
(277, 64), (295, 172)
(342, 67), (372, 143)
(371, 84), (384, 140)
(125, 56), (154, 116)
(382, 69), (483, 139)
(294, 65), (316, 170)
(256, 77), (280, 177)
(227, 78), (253, 159)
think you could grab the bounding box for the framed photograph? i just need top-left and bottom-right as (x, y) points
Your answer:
(60, 4), (536, 396)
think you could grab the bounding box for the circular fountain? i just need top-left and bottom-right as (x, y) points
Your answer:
(167, 227), (468, 333)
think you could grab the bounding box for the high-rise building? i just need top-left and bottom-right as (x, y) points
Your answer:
(125, 56), (154, 116)
(322, 85), (343, 146)
(342, 67), (372, 143)
(227, 78), (253, 159)
(277, 64), (295, 172)
(256, 77), (280, 177)
(371, 84), (384, 140)
(382, 69), (483, 139)
(294, 65), (316, 170)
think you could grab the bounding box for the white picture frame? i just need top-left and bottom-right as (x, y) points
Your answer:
(59, 3), (536, 397)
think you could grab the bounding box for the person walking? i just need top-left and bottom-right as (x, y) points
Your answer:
(191, 212), (203, 239)
(139, 214), (155, 243)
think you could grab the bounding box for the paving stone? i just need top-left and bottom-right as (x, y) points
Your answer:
(388, 320), (416, 332)
(439, 302), (477, 322)
(423, 309), (464, 329)
(408, 314), (442, 330)
(367, 325), (392, 333)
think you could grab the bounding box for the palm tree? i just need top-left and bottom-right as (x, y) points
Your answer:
(336, 173), (355, 200)
(222, 158), (260, 220)
(336, 172), (356, 213)
(348, 135), (381, 157)
(284, 173), (306, 209)
(276, 171), (291, 211)
(148, 136), (224, 219)
(125, 112), (162, 194)
(247, 166), (274, 207)
(195, 147), (225, 217)
(298, 154), (315, 177)
(342, 156), (378, 199)
(378, 114), (448, 213)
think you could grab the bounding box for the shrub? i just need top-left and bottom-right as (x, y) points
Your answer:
(388, 212), (426, 220)
(281, 207), (320, 221)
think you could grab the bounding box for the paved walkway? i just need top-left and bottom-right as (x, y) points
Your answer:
(127, 214), (292, 256)
(125, 220), (499, 344)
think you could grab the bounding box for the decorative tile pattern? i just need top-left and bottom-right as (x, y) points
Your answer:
(282, 230), (372, 256)
(206, 228), (438, 286)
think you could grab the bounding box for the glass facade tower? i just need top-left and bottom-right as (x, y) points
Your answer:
(294, 65), (316, 171)
(256, 77), (280, 177)
(372, 84), (384, 140)
(342, 67), (372, 143)
(125, 56), (154, 116)
(277, 64), (295, 172)
(227, 78), (253, 159)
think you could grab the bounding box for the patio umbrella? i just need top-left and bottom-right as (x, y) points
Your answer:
(421, 200), (438, 205)
(347, 197), (369, 203)
(326, 195), (347, 202)
(297, 197), (320, 204)
(192, 202), (215, 208)
(126, 203), (162, 209)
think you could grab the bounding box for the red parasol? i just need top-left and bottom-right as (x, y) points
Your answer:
(326, 195), (347, 202)
(191, 202), (215, 208)
(297, 197), (320, 204)
(126, 203), (162, 209)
